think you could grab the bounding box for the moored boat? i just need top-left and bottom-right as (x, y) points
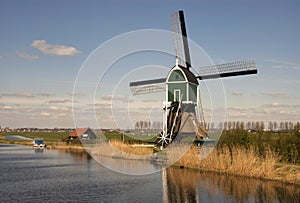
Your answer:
(33, 138), (46, 148)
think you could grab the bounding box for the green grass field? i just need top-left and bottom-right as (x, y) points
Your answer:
(0, 131), (69, 142)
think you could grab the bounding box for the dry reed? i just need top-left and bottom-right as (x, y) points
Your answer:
(176, 145), (300, 185)
(109, 140), (153, 155)
(88, 140), (154, 160)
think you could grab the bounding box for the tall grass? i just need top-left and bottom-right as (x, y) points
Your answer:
(176, 145), (300, 185)
(88, 140), (153, 160)
(109, 139), (153, 155)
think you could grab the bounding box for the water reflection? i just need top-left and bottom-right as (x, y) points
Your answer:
(33, 148), (45, 153)
(163, 167), (300, 203)
(62, 150), (93, 162)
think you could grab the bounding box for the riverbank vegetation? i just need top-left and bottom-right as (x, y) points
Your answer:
(176, 145), (299, 185)
(217, 128), (300, 165)
(0, 131), (83, 151)
(174, 127), (300, 185)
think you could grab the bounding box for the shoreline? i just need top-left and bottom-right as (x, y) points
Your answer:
(1, 138), (299, 186)
(0, 138), (86, 152)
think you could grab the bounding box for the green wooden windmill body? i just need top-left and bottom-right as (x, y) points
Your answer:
(166, 65), (198, 104)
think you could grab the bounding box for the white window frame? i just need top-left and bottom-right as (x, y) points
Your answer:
(174, 89), (181, 101)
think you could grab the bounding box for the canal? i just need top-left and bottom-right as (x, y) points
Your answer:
(0, 144), (299, 202)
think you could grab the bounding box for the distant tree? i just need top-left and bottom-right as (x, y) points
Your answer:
(273, 121), (278, 130)
(279, 122), (285, 130)
(285, 121), (289, 130)
(255, 121), (260, 131)
(224, 122), (228, 130)
(288, 121), (294, 130)
(268, 121), (274, 131)
(157, 121), (161, 130)
(260, 121), (265, 131)
(246, 121), (251, 130)
(140, 121), (144, 130)
(294, 122), (300, 131)
(152, 121), (156, 129)
(218, 122), (223, 130)
(143, 121), (148, 130)
(240, 121), (245, 130)
(135, 121), (140, 130)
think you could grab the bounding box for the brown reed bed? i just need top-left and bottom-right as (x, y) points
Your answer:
(109, 139), (154, 155)
(88, 139), (154, 160)
(175, 145), (300, 185)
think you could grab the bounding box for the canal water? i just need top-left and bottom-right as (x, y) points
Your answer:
(0, 144), (299, 202)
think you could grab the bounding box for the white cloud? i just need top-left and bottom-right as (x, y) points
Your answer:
(48, 99), (74, 104)
(261, 92), (286, 98)
(31, 40), (80, 56)
(266, 59), (297, 67)
(2, 93), (34, 98)
(142, 99), (159, 103)
(3, 105), (13, 110)
(58, 113), (66, 117)
(40, 112), (50, 117)
(48, 106), (70, 112)
(232, 91), (243, 96)
(101, 94), (128, 101)
(1, 92), (52, 98)
(265, 59), (300, 70)
(16, 51), (39, 60)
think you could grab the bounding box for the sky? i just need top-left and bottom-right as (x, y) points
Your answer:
(0, 0), (299, 129)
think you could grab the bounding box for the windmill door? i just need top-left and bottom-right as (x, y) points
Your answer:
(174, 89), (181, 102)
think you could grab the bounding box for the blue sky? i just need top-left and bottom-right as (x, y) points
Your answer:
(0, 0), (299, 128)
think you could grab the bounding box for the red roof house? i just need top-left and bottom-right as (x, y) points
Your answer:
(69, 128), (96, 140)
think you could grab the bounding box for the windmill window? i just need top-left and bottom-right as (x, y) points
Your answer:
(175, 74), (179, 80)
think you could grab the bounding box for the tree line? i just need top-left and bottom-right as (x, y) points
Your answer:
(134, 121), (162, 130)
(210, 121), (300, 132)
(134, 120), (300, 132)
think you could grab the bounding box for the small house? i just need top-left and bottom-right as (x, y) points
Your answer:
(69, 128), (96, 140)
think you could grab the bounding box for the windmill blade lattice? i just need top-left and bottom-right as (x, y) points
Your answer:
(129, 78), (166, 95)
(198, 59), (257, 80)
(171, 11), (191, 69)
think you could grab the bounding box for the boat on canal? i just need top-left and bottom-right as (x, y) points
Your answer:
(33, 138), (46, 148)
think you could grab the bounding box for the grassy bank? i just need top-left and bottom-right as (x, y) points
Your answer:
(218, 129), (300, 165)
(175, 145), (300, 185)
(0, 132), (85, 151)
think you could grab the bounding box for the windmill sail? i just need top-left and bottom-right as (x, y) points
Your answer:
(129, 78), (166, 95)
(171, 10), (191, 69)
(129, 10), (194, 96)
(197, 59), (257, 80)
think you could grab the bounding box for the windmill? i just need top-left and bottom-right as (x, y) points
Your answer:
(129, 10), (257, 149)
